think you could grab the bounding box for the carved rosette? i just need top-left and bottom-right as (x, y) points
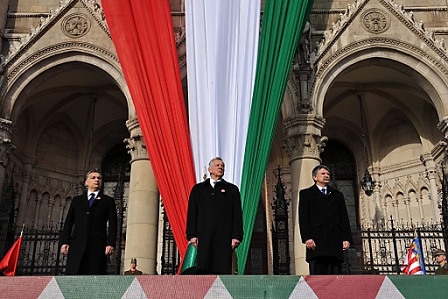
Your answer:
(124, 135), (148, 162)
(361, 9), (390, 34)
(62, 13), (91, 38)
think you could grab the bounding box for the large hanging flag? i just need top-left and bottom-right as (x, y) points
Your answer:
(401, 237), (426, 275)
(102, 0), (196, 258)
(185, 0), (261, 186)
(0, 232), (23, 276)
(236, 0), (314, 274)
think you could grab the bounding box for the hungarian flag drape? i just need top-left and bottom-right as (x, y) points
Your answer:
(185, 0), (261, 185)
(103, 0), (313, 273)
(235, 0), (314, 273)
(0, 235), (22, 276)
(102, 0), (196, 258)
(401, 237), (426, 275)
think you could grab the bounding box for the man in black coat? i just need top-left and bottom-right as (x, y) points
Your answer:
(60, 169), (117, 275)
(186, 157), (243, 274)
(299, 164), (352, 274)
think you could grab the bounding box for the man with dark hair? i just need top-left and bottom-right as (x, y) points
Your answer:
(299, 164), (353, 274)
(186, 157), (243, 274)
(60, 168), (117, 275)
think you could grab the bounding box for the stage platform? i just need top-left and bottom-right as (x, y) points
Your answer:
(0, 275), (447, 299)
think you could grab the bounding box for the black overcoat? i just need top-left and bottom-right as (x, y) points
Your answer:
(186, 179), (243, 274)
(60, 192), (117, 274)
(298, 184), (353, 262)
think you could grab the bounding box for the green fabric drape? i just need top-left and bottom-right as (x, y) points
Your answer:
(236, 0), (314, 274)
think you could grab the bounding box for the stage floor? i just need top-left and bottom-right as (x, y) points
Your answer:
(0, 275), (446, 299)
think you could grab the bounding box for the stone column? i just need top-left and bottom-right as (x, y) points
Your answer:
(283, 114), (326, 275)
(33, 193), (42, 228)
(124, 118), (159, 274)
(420, 153), (441, 222)
(16, 160), (35, 226)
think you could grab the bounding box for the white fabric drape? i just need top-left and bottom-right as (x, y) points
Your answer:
(186, 0), (261, 186)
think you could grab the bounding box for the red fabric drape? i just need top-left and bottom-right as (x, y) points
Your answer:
(102, 0), (196, 259)
(0, 236), (22, 276)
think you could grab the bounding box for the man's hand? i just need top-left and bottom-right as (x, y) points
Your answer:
(105, 246), (114, 256)
(231, 239), (240, 250)
(189, 237), (198, 249)
(343, 241), (350, 250)
(305, 239), (316, 250)
(60, 244), (69, 255)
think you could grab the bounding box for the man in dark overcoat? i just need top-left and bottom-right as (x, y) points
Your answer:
(299, 164), (353, 274)
(60, 169), (117, 275)
(186, 157), (243, 274)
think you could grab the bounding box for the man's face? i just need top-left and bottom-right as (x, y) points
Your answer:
(313, 168), (330, 187)
(435, 254), (446, 265)
(130, 262), (136, 269)
(208, 159), (225, 180)
(85, 172), (102, 192)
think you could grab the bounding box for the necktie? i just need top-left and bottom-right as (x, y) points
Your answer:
(88, 193), (95, 207)
(321, 188), (326, 195)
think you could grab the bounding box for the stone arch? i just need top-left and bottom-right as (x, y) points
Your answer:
(1, 43), (135, 121)
(311, 39), (448, 119)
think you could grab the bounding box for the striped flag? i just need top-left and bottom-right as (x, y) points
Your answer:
(401, 237), (426, 275)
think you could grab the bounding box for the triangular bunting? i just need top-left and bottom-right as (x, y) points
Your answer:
(55, 276), (134, 299)
(288, 276), (318, 299)
(137, 276), (217, 298)
(388, 275), (448, 299)
(304, 275), (385, 299)
(0, 276), (52, 299)
(122, 277), (147, 299)
(204, 276), (232, 299)
(38, 277), (64, 299)
(220, 275), (301, 299)
(376, 276), (405, 299)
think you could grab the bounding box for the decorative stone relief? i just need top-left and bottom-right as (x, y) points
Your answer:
(283, 133), (328, 159)
(62, 13), (91, 38)
(124, 135), (148, 161)
(361, 9), (390, 34)
(310, 0), (367, 64)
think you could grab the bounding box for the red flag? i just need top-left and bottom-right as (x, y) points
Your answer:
(0, 236), (22, 276)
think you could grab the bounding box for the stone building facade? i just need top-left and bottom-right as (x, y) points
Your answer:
(0, 0), (446, 275)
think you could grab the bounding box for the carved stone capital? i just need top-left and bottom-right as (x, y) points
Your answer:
(124, 134), (148, 162)
(283, 114), (326, 161)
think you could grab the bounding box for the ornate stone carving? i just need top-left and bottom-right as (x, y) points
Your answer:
(283, 133), (328, 159)
(312, 37), (448, 100)
(62, 13), (91, 38)
(361, 9), (390, 34)
(311, 0), (368, 64)
(124, 135), (148, 161)
(382, 0), (447, 54)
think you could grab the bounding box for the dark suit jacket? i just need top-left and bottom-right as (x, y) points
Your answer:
(186, 178), (243, 274)
(299, 184), (353, 262)
(60, 191), (117, 274)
